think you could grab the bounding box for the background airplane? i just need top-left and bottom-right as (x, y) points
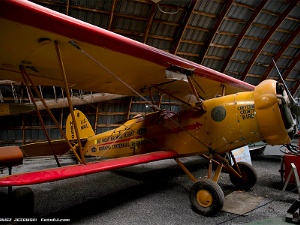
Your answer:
(0, 0), (299, 217)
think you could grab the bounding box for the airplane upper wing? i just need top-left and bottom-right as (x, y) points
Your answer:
(0, 151), (178, 186)
(0, 0), (254, 100)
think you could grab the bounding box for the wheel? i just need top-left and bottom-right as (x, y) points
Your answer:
(189, 178), (224, 216)
(12, 187), (34, 217)
(229, 162), (257, 190)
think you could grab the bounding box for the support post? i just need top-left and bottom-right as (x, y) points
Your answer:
(230, 152), (241, 174)
(221, 84), (226, 96)
(282, 163), (300, 223)
(208, 154), (212, 179)
(282, 163), (300, 196)
(20, 67), (61, 167)
(8, 166), (12, 196)
(187, 76), (201, 102)
(175, 158), (197, 182)
(213, 163), (223, 182)
(94, 103), (99, 133)
(20, 66), (82, 164)
(54, 41), (86, 164)
(212, 152), (242, 179)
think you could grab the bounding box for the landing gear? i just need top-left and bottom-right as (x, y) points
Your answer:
(175, 152), (258, 217)
(229, 162), (257, 190)
(190, 178), (224, 216)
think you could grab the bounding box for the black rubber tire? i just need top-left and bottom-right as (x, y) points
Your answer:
(189, 178), (224, 216)
(12, 187), (34, 217)
(229, 162), (257, 190)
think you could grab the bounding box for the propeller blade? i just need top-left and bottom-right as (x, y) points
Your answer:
(272, 59), (300, 117)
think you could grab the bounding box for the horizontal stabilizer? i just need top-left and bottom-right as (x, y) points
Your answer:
(21, 139), (71, 157)
(0, 151), (178, 186)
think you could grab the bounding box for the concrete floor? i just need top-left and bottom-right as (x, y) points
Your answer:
(0, 152), (298, 225)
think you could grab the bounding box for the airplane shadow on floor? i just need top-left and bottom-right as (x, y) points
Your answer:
(0, 157), (238, 221)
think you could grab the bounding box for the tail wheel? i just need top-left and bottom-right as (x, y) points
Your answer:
(189, 178), (224, 216)
(229, 162), (257, 190)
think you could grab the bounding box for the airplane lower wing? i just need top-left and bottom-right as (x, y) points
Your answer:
(0, 151), (178, 186)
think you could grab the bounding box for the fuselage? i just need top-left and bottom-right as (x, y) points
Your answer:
(83, 80), (295, 159)
(83, 89), (282, 158)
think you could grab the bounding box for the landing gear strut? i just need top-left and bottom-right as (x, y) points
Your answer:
(175, 151), (258, 216)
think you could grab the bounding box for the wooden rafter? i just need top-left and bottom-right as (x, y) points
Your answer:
(240, 2), (297, 81)
(260, 25), (300, 82)
(65, 0), (70, 15)
(108, 0), (117, 31)
(198, 0), (234, 64)
(170, 0), (197, 54)
(221, 0), (267, 73)
(284, 52), (300, 95)
(292, 66), (300, 96)
(143, 3), (156, 43)
(8, 0), (300, 100)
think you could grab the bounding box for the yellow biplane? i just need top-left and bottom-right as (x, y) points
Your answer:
(0, 0), (299, 217)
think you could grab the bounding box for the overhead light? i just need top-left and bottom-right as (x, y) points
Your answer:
(151, 0), (162, 3)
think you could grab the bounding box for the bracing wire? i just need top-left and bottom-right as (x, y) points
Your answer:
(68, 40), (209, 149)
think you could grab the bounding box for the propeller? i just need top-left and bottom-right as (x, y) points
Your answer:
(272, 59), (300, 120)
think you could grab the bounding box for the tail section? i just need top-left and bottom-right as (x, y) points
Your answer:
(66, 109), (95, 140)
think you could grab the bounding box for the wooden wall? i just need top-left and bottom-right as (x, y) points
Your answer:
(0, 96), (180, 146)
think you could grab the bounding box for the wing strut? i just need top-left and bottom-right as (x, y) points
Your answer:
(187, 76), (201, 102)
(19, 66), (61, 167)
(19, 66), (83, 164)
(152, 85), (193, 107)
(54, 41), (86, 164)
(68, 40), (160, 111)
(67, 41), (209, 149)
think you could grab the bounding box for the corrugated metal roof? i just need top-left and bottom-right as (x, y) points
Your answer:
(235, 0), (258, 8)
(219, 19), (244, 34)
(3, 0), (300, 99)
(155, 5), (184, 23)
(189, 14), (216, 29)
(194, 0), (222, 14)
(264, 0), (289, 14)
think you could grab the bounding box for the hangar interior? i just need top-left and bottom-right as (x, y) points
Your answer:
(0, 0), (300, 224)
(0, 0), (299, 145)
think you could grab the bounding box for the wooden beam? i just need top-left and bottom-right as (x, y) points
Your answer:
(199, 0), (234, 64)
(260, 25), (300, 82)
(240, 2), (297, 81)
(34, 93), (124, 110)
(221, 0), (267, 72)
(94, 103), (99, 132)
(171, 0), (197, 54)
(66, 0), (70, 15)
(143, 3), (156, 43)
(108, 0), (116, 31)
(126, 97), (133, 120)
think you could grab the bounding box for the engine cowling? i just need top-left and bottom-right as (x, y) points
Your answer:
(254, 79), (297, 145)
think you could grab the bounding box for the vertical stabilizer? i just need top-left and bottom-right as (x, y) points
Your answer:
(66, 109), (95, 140)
